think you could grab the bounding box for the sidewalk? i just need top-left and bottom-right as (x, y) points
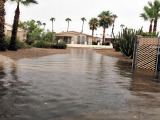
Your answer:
(67, 44), (113, 49)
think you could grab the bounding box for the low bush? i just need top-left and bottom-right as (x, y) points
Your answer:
(51, 41), (67, 49)
(92, 41), (98, 45)
(32, 41), (52, 48)
(5, 36), (26, 49)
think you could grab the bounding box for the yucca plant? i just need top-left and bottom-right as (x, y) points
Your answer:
(113, 27), (159, 59)
(119, 28), (136, 59)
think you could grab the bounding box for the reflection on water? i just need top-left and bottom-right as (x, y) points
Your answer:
(0, 49), (160, 120)
(115, 60), (160, 93)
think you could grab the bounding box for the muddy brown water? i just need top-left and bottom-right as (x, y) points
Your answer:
(0, 49), (160, 120)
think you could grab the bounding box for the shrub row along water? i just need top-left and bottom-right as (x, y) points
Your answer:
(32, 41), (67, 49)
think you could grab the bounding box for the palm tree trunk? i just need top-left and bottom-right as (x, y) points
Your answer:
(8, 3), (20, 51)
(81, 21), (84, 33)
(149, 19), (153, 33)
(67, 21), (69, 32)
(92, 29), (94, 42)
(102, 27), (105, 44)
(153, 19), (157, 33)
(52, 21), (53, 33)
(111, 19), (115, 38)
(0, 0), (6, 51)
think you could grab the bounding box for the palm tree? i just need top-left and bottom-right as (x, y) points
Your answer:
(8, 0), (38, 51)
(98, 11), (113, 44)
(111, 14), (118, 38)
(50, 17), (56, 32)
(120, 24), (125, 32)
(65, 18), (72, 32)
(140, 6), (154, 33)
(81, 17), (86, 33)
(36, 20), (42, 28)
(43, 23), (46, 30)
(89, 18), (99, 41)
(151, 0), (160, 33)
(0, 0), (6, 51)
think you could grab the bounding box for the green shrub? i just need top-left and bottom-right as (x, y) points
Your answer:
(5, 35), (26, 49)
(112, 39), (121, 51)
(92, 41), (98, 45)
(51, 41), (67, 49)
(32, 40), (52, 48)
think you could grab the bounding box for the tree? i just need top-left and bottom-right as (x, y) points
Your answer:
(120, 24), (125, 32)
(65, 18), (72, 32)
(146, 0), (160, 33)
(0, 0), (6, 51)
(140, 5), (154, 33)
(37, 20), (42, 28)
(81, 17), (86, 33)
(8, 0), (38, 51)
(43, 23), (46, 30)
(89, 18), (99, 41)
(50, 17), (56, 32)
(111, 14), (118, 38)
(98, 11), (113, 44)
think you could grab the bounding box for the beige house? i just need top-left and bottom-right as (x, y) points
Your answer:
(56, 31), (94, 45)
(5, 23), (27, 41)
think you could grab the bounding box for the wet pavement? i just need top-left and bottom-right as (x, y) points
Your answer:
(0, 49), (160, 120)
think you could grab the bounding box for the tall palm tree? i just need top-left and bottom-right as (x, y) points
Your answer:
(36, 20), (42, 28)
(81, 17), (86, 33)
(65, 18), (72, 32)
(8, 0), (38, 51)
(98, 11), (113, 44)
(89, 18), (99, 41)
(43, 23), (46, 30)
(0, 0), (6, 51)
(140, 6), (154, 33)
(120, 24), (125, 32)
(50, 17), (56, 32)
(152, 0), (160, 33)
(111, 14), (118, 38)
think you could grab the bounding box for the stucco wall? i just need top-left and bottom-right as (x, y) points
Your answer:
(6, 30), (27, 41)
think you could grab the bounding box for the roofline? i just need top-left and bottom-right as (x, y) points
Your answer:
(5, 23), (28, 32)
(56, 31), (93, 37)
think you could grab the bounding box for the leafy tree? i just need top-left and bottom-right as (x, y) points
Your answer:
(65, 18), (72, 32)
(50, 17), (56, 32)
(111, 14), (118, 37)
(98, 11), (113, 43)
(0, 0), (6, 51)
(81, 17), (86, 33)
(89, 18), (99, 41)
(8, 0), (38, 51)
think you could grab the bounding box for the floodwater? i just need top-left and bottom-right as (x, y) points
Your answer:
(0, 49), (160, 120)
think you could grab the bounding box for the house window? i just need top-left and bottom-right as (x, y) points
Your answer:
(81, 36), (85, 44)
(77, 36), (81, 44)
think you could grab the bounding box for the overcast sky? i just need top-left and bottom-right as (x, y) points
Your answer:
(5, 0), (156, 38)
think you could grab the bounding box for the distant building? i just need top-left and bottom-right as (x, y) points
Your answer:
(5, 23), (27, 41)
(56, 31), (94, 45)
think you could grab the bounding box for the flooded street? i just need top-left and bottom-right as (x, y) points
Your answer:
(0, 49), (160, 120)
